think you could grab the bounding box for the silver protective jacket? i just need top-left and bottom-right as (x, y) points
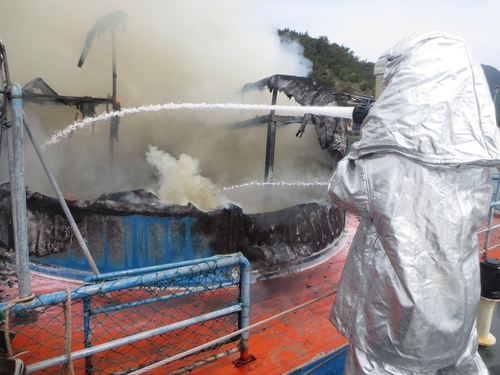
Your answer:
(328, 31), (500, 372)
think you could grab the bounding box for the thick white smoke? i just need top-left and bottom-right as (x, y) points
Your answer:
(145, 145), (227, 210)
(0, 1), (333, 212)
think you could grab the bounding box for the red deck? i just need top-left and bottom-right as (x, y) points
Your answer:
(5, 211), (500, 374)
(5, 209), (500, 374)
(188, 241), (352, 375)
(159, 214), (358, 374)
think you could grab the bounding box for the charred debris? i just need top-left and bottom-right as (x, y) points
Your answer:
(237, 74), (370, 173)
(16, 11), (127, 164)
(0, 11), (127, 286)
(0, 183), (345, 278)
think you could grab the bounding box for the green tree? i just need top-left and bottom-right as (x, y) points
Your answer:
(278, 29), (376, 101)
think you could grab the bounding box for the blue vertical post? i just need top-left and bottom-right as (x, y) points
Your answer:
(83, 296), (93, 375)
(238, 254), (252, 362)
(8, 83), (31, 298)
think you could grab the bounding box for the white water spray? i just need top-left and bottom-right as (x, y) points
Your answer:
(43, 102), (354, 148)
(222, 180), (328, 192)
(221, 179), (331, 213)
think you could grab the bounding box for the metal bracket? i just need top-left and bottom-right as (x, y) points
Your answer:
(232, 353), (256, 368)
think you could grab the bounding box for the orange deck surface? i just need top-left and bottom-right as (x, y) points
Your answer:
(185, 259), (349, 375)
(5, 212), (500, 374)
(185, 215), (359, 375)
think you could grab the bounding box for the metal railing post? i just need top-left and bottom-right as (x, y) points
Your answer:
(238, 254), (252, 362)
(83, 296), (93, 375)
(7, 83), (31, 298)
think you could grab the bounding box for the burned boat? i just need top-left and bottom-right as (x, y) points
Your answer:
(5, 74), (351, 280)
(0, 184), (346, 280)
(0, 11), (352, 374)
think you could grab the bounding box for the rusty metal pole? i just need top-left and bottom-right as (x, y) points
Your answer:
(109, 26), (118, 174)
(264, 89), (278, 182)
(111, 27), (117, 105)
(109, 25), (122, 185)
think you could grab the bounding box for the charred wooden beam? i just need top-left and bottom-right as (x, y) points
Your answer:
(78, 10), (128, 68)
(240, 74), (339, 107)
(229, 115), (310, 129)
(21, 92), (113, 106)
(22, 77), (113, 106)
(264, 89), (278, 182)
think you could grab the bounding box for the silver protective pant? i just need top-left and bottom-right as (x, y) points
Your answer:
(344, 342), (489, 375)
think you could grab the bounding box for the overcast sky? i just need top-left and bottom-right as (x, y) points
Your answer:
(2, 0), (499, 93)
(255, 0), (500, 71)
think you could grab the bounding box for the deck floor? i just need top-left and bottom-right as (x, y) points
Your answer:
(479, 248), (500, 374)
(187, 224), (354, 375)
(5, 213), (500, 374)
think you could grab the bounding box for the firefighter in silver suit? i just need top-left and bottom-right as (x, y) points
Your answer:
(328, 31), (500, 374)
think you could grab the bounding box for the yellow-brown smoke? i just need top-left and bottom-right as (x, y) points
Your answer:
(146, 145), (227, 210)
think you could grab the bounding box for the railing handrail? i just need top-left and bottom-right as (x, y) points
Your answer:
(1, 252), (251, 374)
(0, 253), (249, 314)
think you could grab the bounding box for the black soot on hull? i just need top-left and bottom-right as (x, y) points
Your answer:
(0, 184), (346, 280)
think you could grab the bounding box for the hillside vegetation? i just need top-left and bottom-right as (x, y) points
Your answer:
(281, 29), (500, 125)
(278, 29), (375, 101)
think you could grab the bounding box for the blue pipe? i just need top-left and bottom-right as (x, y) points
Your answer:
(0, 253), (248, 313)
(83, 254), (238, 283)
(92, 281), (238, 315)
(7, 83), (31, 297)
(238, 255), (251, 359)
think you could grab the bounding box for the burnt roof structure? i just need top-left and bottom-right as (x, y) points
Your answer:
(22, 77), (112, 114)
(239, 74), (348, 172)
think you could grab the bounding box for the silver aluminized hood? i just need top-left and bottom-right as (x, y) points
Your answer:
(349, 31), (500, 167)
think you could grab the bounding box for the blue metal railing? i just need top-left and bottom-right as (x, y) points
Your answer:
(0, 253), (251, 374)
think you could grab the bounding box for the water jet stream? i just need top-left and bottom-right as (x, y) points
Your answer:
(43, 102), (355, 148)
(221, 180), (328, 192)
